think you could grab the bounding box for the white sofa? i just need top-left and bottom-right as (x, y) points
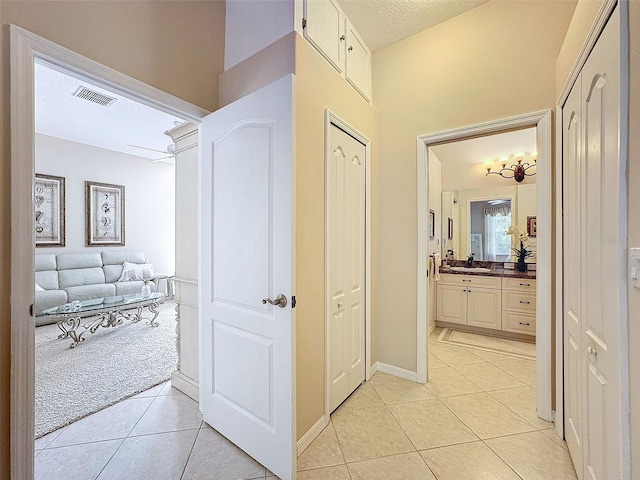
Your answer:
(35, 251), (158, 326)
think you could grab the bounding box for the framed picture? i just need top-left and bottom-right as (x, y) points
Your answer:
(527, 215), (537, 238)
(35, 174), (65, 247)
(86, 181), (125, 246)
(448, 217), (454, 240)
(429, 209), (435, 239)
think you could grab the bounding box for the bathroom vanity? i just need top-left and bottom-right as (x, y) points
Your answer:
(436, 267), (536, 339)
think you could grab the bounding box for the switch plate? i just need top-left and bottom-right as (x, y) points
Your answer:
(631, 248), (640, 288)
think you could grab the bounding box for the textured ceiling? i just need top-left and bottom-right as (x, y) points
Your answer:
(35, 62), (185, 163)
(337, 0), (489, 51)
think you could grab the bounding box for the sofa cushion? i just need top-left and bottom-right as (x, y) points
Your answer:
(65, 284), (116, 302)
(59, 267), (106, 289)
(35, 254), (57, 272)
(56, 253), (103, 270)
(115, 280), (157, 295)
(102, 251), (146, 266)
(34, 289), (68, 316)
(35, 270), (59, 290)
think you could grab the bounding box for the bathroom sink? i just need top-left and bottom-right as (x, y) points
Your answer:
(449, 266), (492, 273)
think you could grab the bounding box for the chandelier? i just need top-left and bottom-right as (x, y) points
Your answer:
(485, 152), (537, 182)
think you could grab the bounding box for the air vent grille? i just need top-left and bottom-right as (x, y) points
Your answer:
(73, 87), (117, 107)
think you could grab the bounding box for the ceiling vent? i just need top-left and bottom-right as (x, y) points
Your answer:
(73, 87), (117, 107)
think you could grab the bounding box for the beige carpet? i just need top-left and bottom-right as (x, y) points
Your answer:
(437, 327), (536, 359)
(35, 301), (178, 438)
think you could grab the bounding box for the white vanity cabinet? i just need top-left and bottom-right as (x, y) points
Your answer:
(302, 0), (372, 101)
(501, 278), (536, 335)
(436, 274), (502, 329)
(436, 273), (536, 338)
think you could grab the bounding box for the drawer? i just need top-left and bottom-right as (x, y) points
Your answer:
(438, 273), (501, 289)
(502, 277), (537, 292)
(502, 291), (536, 313)
(502, 311), (536, 335)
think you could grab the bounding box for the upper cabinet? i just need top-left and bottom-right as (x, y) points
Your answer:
(303, 0), (372, 102)
(345, 19), (372, 101)
(303, 0), (344, 73)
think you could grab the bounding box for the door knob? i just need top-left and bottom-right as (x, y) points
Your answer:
(587, 346), (597, 357)
(262, 294), (288, 308)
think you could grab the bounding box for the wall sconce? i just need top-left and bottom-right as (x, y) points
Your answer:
(485, 152), (537, 182)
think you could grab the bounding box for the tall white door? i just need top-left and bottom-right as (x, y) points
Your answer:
(328, 124), (366, 412)
(199, 75), (296, 480)
(563, 8), (624, 480)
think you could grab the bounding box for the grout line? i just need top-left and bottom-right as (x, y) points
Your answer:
(179, 426), (202, 479)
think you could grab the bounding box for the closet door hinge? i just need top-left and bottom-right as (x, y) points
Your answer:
(302, 18), (307, 29)
(291, 296), (297, 308)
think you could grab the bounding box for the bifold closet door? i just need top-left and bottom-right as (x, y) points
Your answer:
(329, 124), (366, 412)
(563, 7), (624, 480)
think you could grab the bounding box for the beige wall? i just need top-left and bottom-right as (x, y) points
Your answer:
(0, 1), (225, 476)
(373, 0), (576, 371)
(627, 3), (640, 477)
(556, 0), (605, 99)
(294, 35), (377, 439)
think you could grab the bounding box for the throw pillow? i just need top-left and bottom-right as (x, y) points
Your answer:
(35, 282), (45, 292)
(118, 262), (155, 282)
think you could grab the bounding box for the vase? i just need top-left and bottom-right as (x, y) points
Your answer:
(140, 280), (151, 298)
(516, 256), (528, 272)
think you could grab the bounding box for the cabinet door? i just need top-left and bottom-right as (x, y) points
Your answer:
(436, 285), (466, 324)
(345, 19), (372, 101)
(467, 288), (501, 330)
(304, 0), (344, 72)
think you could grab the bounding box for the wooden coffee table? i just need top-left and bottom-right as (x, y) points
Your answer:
(42, 292), (165, 348)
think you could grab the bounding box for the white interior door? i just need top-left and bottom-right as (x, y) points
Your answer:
(563, 8), (624, 480)
(199, 75), (296, 480)
(329, 124), (365, 412)
(563, 73), (584, 476)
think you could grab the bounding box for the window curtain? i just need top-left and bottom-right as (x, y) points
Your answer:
(484, 207), (511, 261)
(484, 214), (498, 261)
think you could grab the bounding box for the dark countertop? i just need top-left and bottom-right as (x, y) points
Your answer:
(438, 263), (537, 280)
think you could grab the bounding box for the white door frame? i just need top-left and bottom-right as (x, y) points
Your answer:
(416, 110), (553, 423)
(9, 25), (207, 478)
(324, 110), (372, 420)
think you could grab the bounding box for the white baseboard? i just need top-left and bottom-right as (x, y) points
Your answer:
(171, 371), (199, 402)
(369, 361), (379, 377)
(429, 321), (436, 335)
(297, 415), (328, 456)
(373, 362), (418, 382)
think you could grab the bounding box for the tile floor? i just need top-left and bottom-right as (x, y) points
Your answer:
(35, 329), (577, 480)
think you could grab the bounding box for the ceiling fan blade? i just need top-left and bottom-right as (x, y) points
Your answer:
(127, 144), (170, 154)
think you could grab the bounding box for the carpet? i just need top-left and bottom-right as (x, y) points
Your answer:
(35, 301), (178, 438)
(437, 327), (536, 359)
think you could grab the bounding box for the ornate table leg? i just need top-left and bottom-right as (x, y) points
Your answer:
(147, 301), (161, 327)
(56, 316), (85, 348)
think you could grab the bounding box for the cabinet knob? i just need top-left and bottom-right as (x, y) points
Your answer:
(340, 35), (345, 41)
(348, 46), (353, 52)
(587, 346), (598, 357)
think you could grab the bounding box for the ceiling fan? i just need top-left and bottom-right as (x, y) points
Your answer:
(127, 144), (175, 162)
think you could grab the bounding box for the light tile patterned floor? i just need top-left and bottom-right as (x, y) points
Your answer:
(300, 329), (578, 480)
(35, 329), (577, 480)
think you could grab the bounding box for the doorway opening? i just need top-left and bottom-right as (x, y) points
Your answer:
(416, 110), (554, 427)
(10, 25), (206, 477)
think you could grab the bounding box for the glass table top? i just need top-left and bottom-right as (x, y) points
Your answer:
(42, 292), (164, 316)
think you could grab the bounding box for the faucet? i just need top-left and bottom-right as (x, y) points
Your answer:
(466, 254), (474, 268)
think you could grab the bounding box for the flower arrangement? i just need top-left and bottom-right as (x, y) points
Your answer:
(505, 225), (534, 272)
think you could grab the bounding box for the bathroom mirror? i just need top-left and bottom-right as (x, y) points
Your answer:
(441, 184), (537, 260)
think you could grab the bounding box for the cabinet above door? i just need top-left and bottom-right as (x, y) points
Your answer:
(303, 0), (344, 73)
(302, 0), (372, 102)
